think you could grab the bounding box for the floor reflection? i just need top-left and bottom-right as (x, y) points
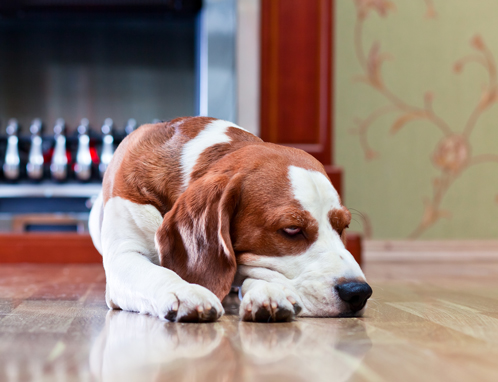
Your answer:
(90, 310), (371, 382)
(90, 310), (235, 381)
(239, 319), (372, 381)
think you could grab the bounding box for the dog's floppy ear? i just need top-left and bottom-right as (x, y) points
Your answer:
(155, 173), (242, 300)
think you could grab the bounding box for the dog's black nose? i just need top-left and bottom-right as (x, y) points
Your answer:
(335, 282), (372, 312)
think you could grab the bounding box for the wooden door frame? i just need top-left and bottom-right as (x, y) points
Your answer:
(259, 0), (361, 264)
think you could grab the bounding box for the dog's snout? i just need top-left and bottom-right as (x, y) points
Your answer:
(335, 282), (372, 312)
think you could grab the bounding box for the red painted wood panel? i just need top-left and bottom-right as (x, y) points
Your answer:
(345, 232), (362, 265)
(260, 0), (361, 264)
(325, 165), (342, 199)
(260, 0), (333, 165)
(0, 233), (102, 263)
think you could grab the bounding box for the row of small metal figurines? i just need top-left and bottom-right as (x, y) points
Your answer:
(2, 117), (147, 182)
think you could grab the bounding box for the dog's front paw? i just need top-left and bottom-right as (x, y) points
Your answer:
(240, 282), (302, 322)
(157, 284), (224, 323)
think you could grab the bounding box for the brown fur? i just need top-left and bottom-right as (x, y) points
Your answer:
(329, 208), (351, 245)
(155, 173), (243, 300)
(103, 117), (217, 213)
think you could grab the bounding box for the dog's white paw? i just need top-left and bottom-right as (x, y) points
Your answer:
(156, 284), (224, 323)
(240, 282), (302, 322)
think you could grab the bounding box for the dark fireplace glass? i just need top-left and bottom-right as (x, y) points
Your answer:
(0, 9), (199, 133)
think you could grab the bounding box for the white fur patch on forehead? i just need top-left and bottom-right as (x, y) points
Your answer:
(288, 166), (341, 218)
(180, 119), (246, 191)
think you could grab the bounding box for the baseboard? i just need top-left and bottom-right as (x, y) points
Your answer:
(365, 240), (498, 262)
(0, 233), (102, 263)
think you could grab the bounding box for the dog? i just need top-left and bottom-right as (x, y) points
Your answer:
(89, 117), (371, 322)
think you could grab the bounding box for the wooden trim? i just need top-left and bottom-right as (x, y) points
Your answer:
(0, 233), (101, 263)
(365, 240), (498, 262)
(260, 0), (333, 165)
(260, 1), (360, 263)
(319, 0), (333, 164)
(346, 232), (362, 266)
(324, 165), (342, 199)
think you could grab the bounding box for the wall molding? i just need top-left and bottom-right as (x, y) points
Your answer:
(365, 240), (498, 262)
(259, 0), (333, 165)
(236, 0), (261, 136)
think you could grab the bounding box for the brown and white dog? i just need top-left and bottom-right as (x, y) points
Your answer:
(89, 117), (371, 323)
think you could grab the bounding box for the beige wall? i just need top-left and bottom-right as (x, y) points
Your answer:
(335, 0), (498, 239)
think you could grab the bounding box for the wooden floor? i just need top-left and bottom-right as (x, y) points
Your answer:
(2, 262), (498, 381)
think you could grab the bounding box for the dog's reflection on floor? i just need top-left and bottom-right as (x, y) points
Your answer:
(90, 311), (371, 382)
(239, 319), (372, 381)
(90, 311), (236, 381)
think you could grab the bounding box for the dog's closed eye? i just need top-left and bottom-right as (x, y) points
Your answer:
(284, 227), (301, 235)
(281, 227), (304, 239)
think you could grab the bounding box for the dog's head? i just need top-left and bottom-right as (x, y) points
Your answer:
(156, 144), (371, 317)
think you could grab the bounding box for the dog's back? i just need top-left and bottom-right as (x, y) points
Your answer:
(90, 117), (261, 255)
(102, 117), (261, 213)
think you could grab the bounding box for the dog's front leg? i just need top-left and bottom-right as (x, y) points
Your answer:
(100, 197), (224, 322)
(239, 279), (302, 322)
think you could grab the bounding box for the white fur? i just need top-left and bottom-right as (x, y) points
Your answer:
(180, 119), (247, 191)
(238, 166), (366, 317)
(239, 279), (301, 321)
(289, 165), (342, 215)
(97, 197), (224, 321)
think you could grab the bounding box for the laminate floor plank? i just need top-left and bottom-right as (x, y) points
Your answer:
(1, 262), (498, 381)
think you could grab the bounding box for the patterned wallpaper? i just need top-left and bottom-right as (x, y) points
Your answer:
(336, 0), (498, 239)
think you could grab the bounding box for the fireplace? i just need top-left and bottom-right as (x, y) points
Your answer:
(0, 0), (238, 232)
